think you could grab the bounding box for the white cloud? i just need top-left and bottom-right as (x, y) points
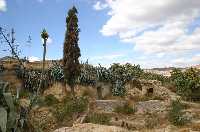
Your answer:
(92, 0), (200, 68)
(83, 53), (125, 67)
(97, 0), (200, 59)
(0, 0), (6, 12)
(172, 54), (200, 67)
(47, 37), (53, 44)
(37, 0), (43, 3)
(41, 37), (53, 44)
(93, 1), (108, 11)
(89, 53), (124, 61)
(100, 0), (200, 36)
(28, 56), (40, 62)
(133, 24), (200, 54)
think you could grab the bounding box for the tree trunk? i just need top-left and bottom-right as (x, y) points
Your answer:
(37, 39), (47, 95)
(62, 81), (68, 95)
(71, 85), (75, 97)
(42, 40), (47, 77)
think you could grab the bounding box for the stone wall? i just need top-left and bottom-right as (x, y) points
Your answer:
(92, 100), (126, 113)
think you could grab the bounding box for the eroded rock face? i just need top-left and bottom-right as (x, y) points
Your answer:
(126, 79), (180, 101)
(135, 100), (167, 114)
(54, 123), (132, 132)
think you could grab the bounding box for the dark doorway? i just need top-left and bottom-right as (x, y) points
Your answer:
(147, 88), (153, 95)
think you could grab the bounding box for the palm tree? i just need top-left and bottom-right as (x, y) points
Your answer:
(38, 29), (49, 93)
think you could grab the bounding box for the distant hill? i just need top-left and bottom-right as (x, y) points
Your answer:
(0, 56), (16, 61)
(193, 64), (200, 69)
(151, 67), (184, 71)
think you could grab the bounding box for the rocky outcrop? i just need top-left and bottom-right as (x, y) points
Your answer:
(135, 100), (167, 114)
(54, 123), (132, 132)
(126, 79), (180, 101)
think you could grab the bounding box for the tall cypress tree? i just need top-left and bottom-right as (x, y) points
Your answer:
(63, 6), (81, 96)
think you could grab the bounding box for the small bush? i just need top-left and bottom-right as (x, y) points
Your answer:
(85, 113), (110, 125)
(82, 89), (93, 98)
(53, 96), (88, 122)
(36, 96), (46, 107)
(168, 100), (188, 126)
(114, 103), (135, 115)
(64, 96), (88, 113)
(44, 94), (59, 106)
(19, 89), (30, 98)
(145, 113), (160, 129)
(54, 104), (69, 122)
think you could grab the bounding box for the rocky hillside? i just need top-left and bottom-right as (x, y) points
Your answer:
(28, 79), (200, 132)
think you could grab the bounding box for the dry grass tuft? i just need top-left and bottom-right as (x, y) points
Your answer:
(43, 82), (67, 101)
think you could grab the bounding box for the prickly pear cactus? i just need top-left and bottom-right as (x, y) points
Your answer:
(49, 62), (64, 82)
(24, 70), (41, 93)
(112, 79), (125, 96)
(79, 62), (96, 86)
(96, 64), (111, 83)
(0, 64), (4, 73)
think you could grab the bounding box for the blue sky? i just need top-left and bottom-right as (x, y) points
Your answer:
(1, 0), (200, 68)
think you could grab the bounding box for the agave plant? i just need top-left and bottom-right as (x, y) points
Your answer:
(0, 81), (17, 132)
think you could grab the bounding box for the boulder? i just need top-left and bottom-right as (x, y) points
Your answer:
(54, 123), (132, 132)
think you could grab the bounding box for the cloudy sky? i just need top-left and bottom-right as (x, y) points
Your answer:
(1, 0), (200, 68)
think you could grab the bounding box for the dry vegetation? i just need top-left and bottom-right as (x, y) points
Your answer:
(1, 60), (200, 132)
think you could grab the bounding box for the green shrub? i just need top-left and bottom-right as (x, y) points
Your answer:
(168, 100), (188, 126)
(85, 113), (110, 125)
(36, 96), (46, 107)
(53, 104), (69, 122)
(44, 94), (59, 106)
(53, 96), (88, 122)
(140, 72), (172, 88)
(114, 103), (135, 115)
(171, 68), (200, 101)
(19, 89), (30, 98)
(72, 97), (88, 113)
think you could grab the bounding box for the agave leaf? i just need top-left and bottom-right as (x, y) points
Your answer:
(0, 107), (7, 132)
(3, 93), (15, 111)
(3, 93), (17, 130)
(7, 111), (17, 130)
